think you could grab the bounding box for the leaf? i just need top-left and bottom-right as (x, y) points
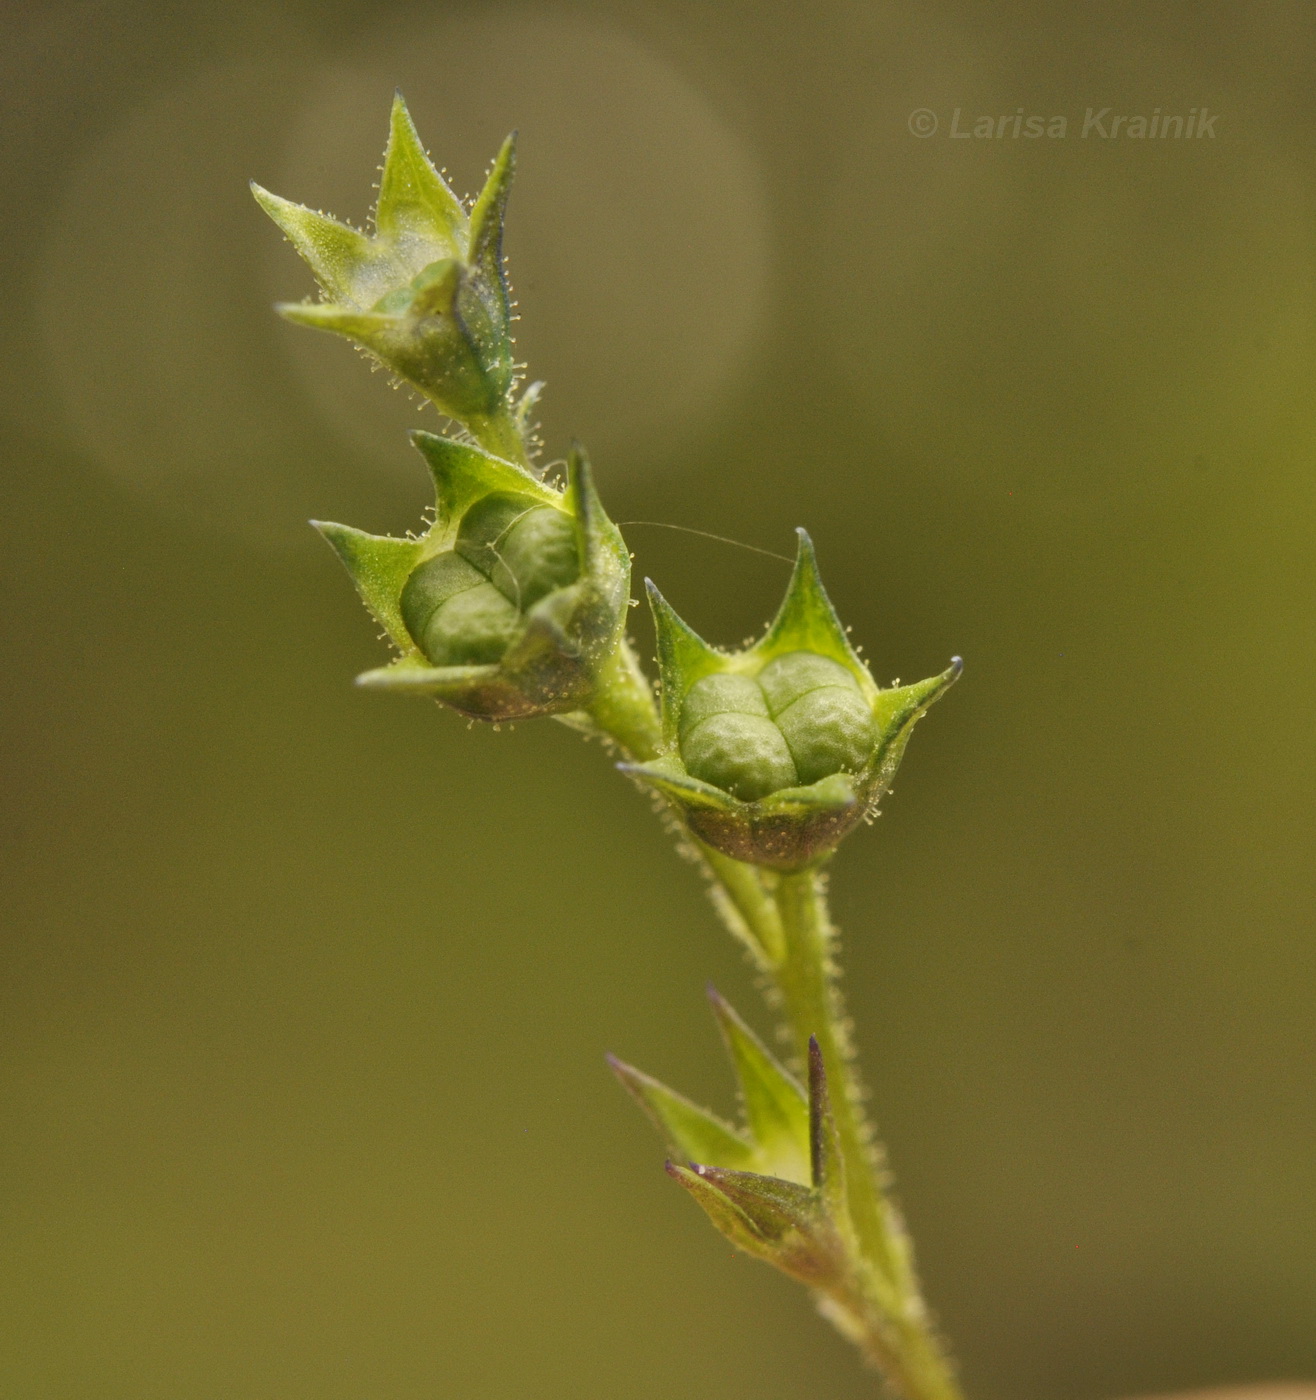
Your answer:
(666, 1161), (842, 1287)
(707, 988), (810, 1183)
(607, 1056), (754, 1171)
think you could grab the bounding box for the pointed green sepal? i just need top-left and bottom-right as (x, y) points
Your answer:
(666, 1162), (844, 1288)
(607, 1056), (755, 1171)
(708, 989), (810, 1184)
(312, 522), (424, 655)
(616, 757), (742, 813)
(467, 133), (516, 328)
(869, 656), (963, 788)
(754, 529), (868, 685)
(375, 92), (467, 250)
(646, 579), (728, 744)
(250, 184), (379, 304)
(276, 301), (399, 340)
(410, 430), (555, 526)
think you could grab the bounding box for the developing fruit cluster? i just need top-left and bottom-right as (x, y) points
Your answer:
(255, 95), (967, 1400)
(253, 92), (958, 851)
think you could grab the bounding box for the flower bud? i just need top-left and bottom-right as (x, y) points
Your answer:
(619, 531), (959, 869)
(252, 94), (522, 456)
(313, 433), (630, 721)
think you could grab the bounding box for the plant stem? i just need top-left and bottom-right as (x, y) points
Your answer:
(586, 639), (663, 762)
(468, 405), (534, 469)
(771, 868), (963, 1400)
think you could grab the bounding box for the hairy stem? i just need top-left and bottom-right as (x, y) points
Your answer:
(771, 869), (963, 1400)
(459, 403), (533, 469)
(586, 639), (664, 761)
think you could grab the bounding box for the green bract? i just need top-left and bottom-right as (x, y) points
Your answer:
(620, 531), (960, 868)
(252, 94), (525, 461)
(611, 997), (871, 1321)
(314, 432), (630, 721)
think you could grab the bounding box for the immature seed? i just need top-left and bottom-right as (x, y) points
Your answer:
(677, 653), (879, 801)
(400, 550), (521, 665)
(457, 492), (580, 608)
(758, 651), (876, 785)
(681, 711), (799, 802)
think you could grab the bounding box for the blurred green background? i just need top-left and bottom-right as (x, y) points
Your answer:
(3, 1), (1314, 1397)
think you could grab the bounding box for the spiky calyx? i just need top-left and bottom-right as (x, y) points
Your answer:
(619, 531), (960, 869)
(252, 94), (523, 459)
(314, 433), (630, 721)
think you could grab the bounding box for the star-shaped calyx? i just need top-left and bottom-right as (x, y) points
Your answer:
(252, 94), (525, 462)
(314, 431), (630, 722)
(619, 531), (960, 868)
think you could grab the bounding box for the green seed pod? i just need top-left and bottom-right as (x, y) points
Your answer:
(424, 582), (521, 666)
(399, 552), (511, 665)
(756, 652), (857, 715)
(619, 531), (960, 869)
(313, 433), (630, 721)
(493, 505), (580, 608)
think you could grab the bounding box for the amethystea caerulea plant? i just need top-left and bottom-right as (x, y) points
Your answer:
(254, 94), (963, 1400)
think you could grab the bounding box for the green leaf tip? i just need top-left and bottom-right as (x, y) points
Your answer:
(607, 1054), (754, 1171)
(610, 989), (814, 1185)
(638, 1023), (857, 1293)
(707, 987), (811, 1183)
(625, 538), (961, 868)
